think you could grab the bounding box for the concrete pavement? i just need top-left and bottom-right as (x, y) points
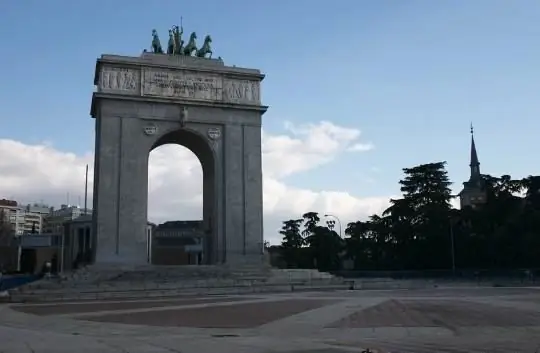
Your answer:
(2, 287), (540, 352)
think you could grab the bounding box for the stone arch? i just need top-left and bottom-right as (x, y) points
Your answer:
(150, 127), (215, 171)
(149, 127), (217, 264)
(91, 53), (267, 268)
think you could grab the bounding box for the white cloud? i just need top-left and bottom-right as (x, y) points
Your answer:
(0, 121), (391, 244)
(347, 142), (375, 152)
(262, 121), (373, 178)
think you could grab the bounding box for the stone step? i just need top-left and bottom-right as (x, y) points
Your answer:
(36, 274), (339, 288)
(10, 265), (345, 304)
(9, 282), (350, 303)
(22, 267), (340, 289)
(12, 277), (345, 295)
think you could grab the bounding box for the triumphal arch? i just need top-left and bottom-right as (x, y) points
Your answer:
(90, 27), (267, 266)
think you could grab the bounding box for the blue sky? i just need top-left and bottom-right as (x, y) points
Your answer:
(1, 0), (539, 202)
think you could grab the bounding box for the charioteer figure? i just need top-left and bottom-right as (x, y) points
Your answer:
(147, 20), (218, 60)
(173, 24), (184, 55)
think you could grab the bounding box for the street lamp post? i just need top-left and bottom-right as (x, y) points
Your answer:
(324, 214), (342, 238)
(60, 231), (65, 274)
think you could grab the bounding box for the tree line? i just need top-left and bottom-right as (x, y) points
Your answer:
(274, 162), (540, 273)
(0, 209), (18, 271)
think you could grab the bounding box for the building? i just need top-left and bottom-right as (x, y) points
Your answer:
(61, 216), (154, 271)
(459, 125), (487, 209)
(16, 214), (149, 274)
(61, 215), (93, 272)
(17, 232), (62, 274)
(43, 204), (92, 235)
(59, 218), (202, 268)
(2, 199), (205, 271)
(152, 220), (205, 265)
(0, 199), (49, 235)
(59, 218), (204, 267)
(20, 203), (50, 234)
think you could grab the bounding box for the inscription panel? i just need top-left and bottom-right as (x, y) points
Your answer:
(100, 67), (140, 94)
(98, 66), (261, 105)
(142, 69), (223, 101)
(223, 79), (261, 105)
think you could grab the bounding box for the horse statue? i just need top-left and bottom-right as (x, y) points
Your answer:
(183, 32), (198, 56)
(196, 35), (213, 58)
(151, 29), (163, 54)
(167, 29), (174, 54)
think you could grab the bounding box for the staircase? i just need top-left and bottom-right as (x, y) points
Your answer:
(8, 265), (347, 303)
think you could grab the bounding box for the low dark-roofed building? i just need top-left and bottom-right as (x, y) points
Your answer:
(152, 220), (205, 265)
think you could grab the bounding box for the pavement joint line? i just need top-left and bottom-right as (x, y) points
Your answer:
(53, 296), (330, 319)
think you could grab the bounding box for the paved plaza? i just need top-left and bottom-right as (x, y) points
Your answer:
(2, 287), (540, 352)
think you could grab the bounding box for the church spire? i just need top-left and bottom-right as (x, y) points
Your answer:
(469, 123), (480, 180)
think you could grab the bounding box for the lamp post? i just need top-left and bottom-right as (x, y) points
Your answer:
(60, 231), (65, 274)
(324, 214), (342, 238)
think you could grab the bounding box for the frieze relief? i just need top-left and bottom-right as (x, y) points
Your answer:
(99, 66), (261, 105)
(223, 79), (260, 105)
(100, 67), (140, 93)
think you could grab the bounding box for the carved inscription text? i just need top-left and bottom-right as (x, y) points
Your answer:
(143, 70), (222, 101)
(100, 67), (139, 93)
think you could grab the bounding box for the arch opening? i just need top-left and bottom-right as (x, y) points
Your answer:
(147, 129), (216, 266)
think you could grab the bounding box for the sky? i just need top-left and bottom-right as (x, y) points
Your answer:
(1, 0), (539, 244)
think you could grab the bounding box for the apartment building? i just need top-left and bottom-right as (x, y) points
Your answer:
(0, 199), (49, 235)
(43, 204), (92, 234)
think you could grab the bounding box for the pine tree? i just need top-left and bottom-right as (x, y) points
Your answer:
(279, 219), (304, 267)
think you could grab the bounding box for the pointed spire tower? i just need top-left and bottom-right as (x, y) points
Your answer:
(459, 123), (486, 209)
(469, 123), (481, 181)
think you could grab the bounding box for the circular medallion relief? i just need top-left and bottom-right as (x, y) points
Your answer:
(207, 127), (221, 140)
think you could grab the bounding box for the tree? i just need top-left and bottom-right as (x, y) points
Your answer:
(522, 175), (540, 209)
(276, 161), (540, 274)
(0, 209), (14, 246)
(468, 174), (526, 268)
(294, 212), (343, 270)
(344, 217), (389, 270)
(344, 220), (370, 269)
(0, 208), (16, 271)
(308, 225), (342, 271)
(380, 162), (454, 269)
(279, 219), (304, 268)
(301, 212), (320, 239)
(399, 162), (453, 210)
